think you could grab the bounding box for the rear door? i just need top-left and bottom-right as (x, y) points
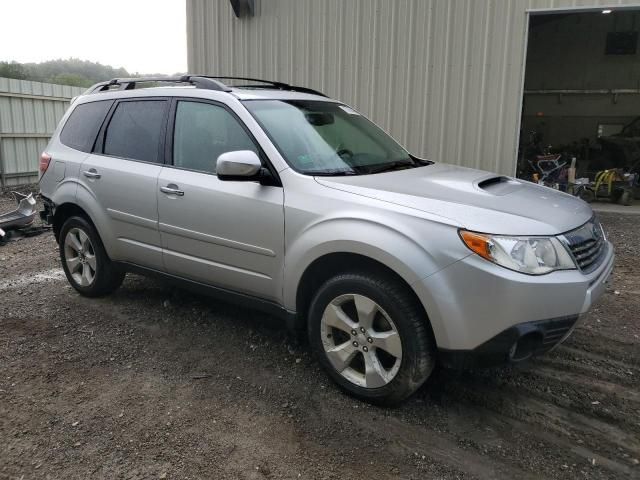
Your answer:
(157, 99), (284, 302)
(49, 99), (114, 192)
(79, 98), (169, 269)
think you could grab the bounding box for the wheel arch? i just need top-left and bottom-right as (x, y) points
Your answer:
(293, 251), (437, 344)
(52, 196), (114, 260)
(53, 203), (95, 242)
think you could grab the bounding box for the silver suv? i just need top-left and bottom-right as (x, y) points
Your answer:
(39, 75), (615, 405)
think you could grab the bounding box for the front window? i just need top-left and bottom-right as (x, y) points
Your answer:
(173, 100), (258, 174)
(244, 100), (429, 175)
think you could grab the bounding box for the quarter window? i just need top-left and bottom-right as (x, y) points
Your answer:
(60, 100), (113, 152)
(104, 100), (167, 163)
(173, 101), (258, 173)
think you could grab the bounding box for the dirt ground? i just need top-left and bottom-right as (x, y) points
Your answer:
(0, 190), (639, 480)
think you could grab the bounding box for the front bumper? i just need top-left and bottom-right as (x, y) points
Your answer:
(413, 240), (615, 352)
(438, 314), (579, 369)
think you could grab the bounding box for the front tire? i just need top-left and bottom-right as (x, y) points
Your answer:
(308, 273), (436, 406)
(59, 216), (125, 297)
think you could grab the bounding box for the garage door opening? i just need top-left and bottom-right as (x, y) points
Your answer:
(517, 7), (640, 204)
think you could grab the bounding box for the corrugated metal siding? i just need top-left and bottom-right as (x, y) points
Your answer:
(187, 0), (640, 175)
(0, 78), (84, 187)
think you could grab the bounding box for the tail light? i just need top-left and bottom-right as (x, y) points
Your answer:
(39, 152), (52, 177)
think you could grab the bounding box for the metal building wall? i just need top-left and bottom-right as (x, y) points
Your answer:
(187, 0), (640, 175)
(0, 78), (84, 187)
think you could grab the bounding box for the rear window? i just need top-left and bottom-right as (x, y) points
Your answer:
(59, 100), (113, 152)
(103, 100), (167, 163)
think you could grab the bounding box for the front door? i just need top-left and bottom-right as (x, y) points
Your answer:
(157, 99), (284, 302)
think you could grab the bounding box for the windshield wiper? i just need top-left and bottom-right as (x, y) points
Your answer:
(365, 160), (418, 174)
(307, 169), (358, 176)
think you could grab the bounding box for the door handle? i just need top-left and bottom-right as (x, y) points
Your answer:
(83, 169), (101, 179)
(160, 185), (185, 196)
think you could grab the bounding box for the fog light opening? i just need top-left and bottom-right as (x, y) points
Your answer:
(509, 333), (541, 362)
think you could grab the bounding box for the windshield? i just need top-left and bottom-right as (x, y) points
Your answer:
(244, 100), (430, 175)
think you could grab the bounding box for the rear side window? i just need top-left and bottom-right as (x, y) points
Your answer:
(60, 100), (113, 152)
(103, 100), (167, 163)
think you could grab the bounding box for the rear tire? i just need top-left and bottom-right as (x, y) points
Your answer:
(308, 272), (435, 406)
(59, 216), (125, 297)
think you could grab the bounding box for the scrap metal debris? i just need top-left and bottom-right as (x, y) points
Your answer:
(0, 192), (49, 245)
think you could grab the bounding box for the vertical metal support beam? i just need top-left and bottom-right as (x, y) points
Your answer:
(0, 137), (5, 188)
(513, 10), (531, 178)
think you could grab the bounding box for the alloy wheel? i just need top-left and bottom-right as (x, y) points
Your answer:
(64, 227), (97, 287)
(320, 293), (403, 388)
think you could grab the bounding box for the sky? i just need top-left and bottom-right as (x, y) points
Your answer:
(0, 0), (187, 74)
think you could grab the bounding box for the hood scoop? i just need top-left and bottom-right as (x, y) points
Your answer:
(477, 176), (521, 196)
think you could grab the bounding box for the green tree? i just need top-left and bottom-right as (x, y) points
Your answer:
(0, 61), (28, 80)
(49, 73), (93, 88)
(0, 58), (132, 87)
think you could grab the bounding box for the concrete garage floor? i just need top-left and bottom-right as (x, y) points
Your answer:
(592, 201), (640, 216)
(0, 192), (638, 480)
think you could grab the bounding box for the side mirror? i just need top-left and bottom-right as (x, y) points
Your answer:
(216, 150), (262, 181)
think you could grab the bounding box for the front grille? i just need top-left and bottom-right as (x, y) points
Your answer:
(563, 219), (606, 273)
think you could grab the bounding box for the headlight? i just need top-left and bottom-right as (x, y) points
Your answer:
(459, 230), (576, 275)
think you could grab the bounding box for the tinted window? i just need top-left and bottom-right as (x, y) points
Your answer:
(60, 100), (112, 152)
(173, 101), (257, 173)
(104, 100), (167, 163)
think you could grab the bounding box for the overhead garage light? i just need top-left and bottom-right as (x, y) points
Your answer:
(602, 9), (613, 14)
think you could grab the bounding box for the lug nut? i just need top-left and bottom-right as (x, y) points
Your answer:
(363, 346), (369, 352)
(367, 337), (373, 343)
(351, 330), (357, 336)
(352, 341), (359, 347)
(360, 327), (366, 333)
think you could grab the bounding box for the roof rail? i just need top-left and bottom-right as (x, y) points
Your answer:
(84, 74), (327, 97)
(200, 76), (328, 97)
(85, 75), (232, 94)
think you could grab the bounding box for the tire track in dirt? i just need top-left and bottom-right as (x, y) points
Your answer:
(350, 413), (541, 480)
(538, 352), (638, 389)
(447, 400), (636, 478)
(431, 350), (640, 478)
(533, 365), (640, 403)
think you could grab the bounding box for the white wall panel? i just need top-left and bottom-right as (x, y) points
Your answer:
(0, 78), (84, 187)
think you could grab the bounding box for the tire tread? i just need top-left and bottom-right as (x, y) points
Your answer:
(308, 272), (435, 406)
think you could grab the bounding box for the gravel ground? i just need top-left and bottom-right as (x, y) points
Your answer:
(0, 190), (639, 480)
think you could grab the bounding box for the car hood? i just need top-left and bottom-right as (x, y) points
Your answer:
(315, 163), (593, 236)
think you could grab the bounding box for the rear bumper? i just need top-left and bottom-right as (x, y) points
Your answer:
(0, 192), (37, 231)
(438, 314), (579, 369)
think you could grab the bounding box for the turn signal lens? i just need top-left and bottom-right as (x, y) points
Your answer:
(459, 231), (493, 260)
